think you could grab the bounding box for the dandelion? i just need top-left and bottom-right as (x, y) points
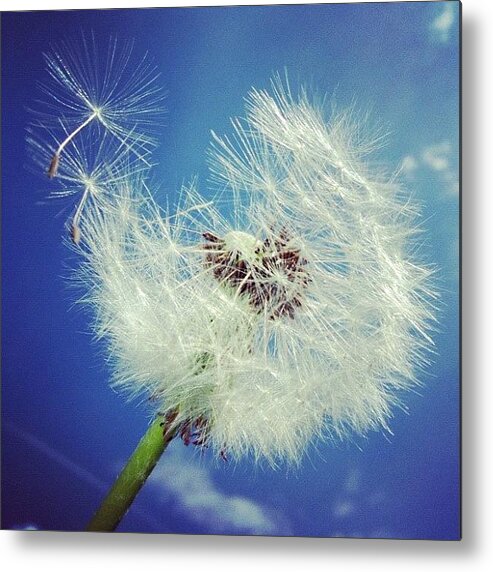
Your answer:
(46, 109), (99, 179)
(29, 127), (151, 243)
(78, 81), (435, 531)
(37, 44), (435, 530)
(30, 33), (164, 243)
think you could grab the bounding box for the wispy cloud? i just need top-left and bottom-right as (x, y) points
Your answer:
(333, 500), (355, 518)
(148, 445), (287, 535)
(430, 3), (457, 44)
(4, 421), (107, 492)
(401, 155), (419, 175)
(333, 467), (361, 519)
(401, 140), (458, 194)
(401, 141), (459, 286)
(344, 467), (361, 493)
(422, 141), (453, 172)
(329, 468), (397, 538)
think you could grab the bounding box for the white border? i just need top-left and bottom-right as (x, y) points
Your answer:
(2, 0), (492, 570)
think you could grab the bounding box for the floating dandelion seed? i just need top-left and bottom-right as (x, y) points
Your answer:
(47, 109), (100, 178)
(30, 33), (164, 243)
(29, 126), (151, 244)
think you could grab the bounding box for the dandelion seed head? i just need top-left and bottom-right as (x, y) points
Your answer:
(42, 62), (436, 466)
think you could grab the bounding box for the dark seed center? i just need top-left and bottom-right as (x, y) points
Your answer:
(203, 229), (310, 319)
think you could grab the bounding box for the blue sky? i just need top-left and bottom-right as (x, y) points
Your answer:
(1, 2), (460, 539)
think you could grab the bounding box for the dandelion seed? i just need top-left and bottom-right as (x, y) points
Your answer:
(47, 153), (60, 179)
(70, 177), (96, 245)
(30, 33), (165, 240)
(47, 109), (99, 178)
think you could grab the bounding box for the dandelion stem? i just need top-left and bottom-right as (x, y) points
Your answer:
(86, 417), (176, 532)
(48, 111), (98, 178)
(57, 111), (98, 155)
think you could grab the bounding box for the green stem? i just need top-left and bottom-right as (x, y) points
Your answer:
(86, 417), (175, 532)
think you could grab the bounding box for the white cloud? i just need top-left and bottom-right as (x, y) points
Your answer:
(148, 444), (284, 535)
(430, 3), (456, 43)
(422, 141), (452, 172)
(402, 140), (458, 194)
(344, 467), (361, 493)
(421, 141), (459, 193)
(401, 154), (419, 175)
(333, 500), (355, 518)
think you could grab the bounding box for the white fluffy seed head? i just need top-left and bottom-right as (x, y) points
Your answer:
(57, 74), (436, 467)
